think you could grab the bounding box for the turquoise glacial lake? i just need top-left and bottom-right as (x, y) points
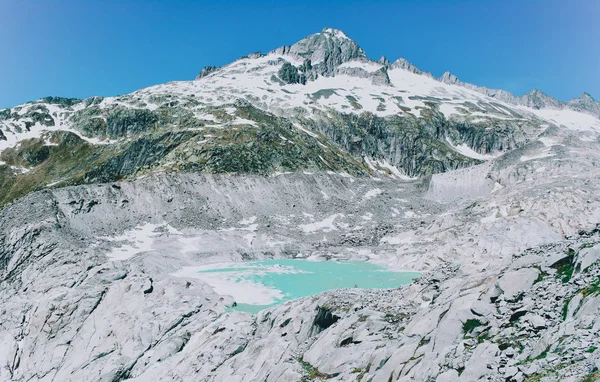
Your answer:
(196, 259), (420, 313)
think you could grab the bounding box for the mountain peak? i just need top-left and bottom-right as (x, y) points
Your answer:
(195, 65), (219, 80)
(390, 58), (432, 77)
(566, 91), (600, 117)
(439, 71), (460, 85)
(521, 88), (561, 110)
(271, 28), (366, 78)
(320, 27), (350, 40)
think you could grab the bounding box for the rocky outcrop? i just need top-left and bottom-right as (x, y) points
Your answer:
(378, 55), (389, 66)
(438, 71), (516, 105)
(277, 62), (306, 84)
(0, 105), (55, 129)
(452, 119), (525, 154)
(272, 28), (367, 78)
(439, 71), (464, 86)
(106, 107), (159, 138)
(82, 131), (193, 183)
(307, 109), (533, 177)
(312, 306), (340, 332)
(39, 96), (82, 106)
(0, 138), (50, 167)
(391, 57), (434, 77)
(269, 29), (391, 86)
(195, 65), (219, 79)
(335, 61), (391, 86)
(520, 89), (562, 109)
(319, 112), (481, 176)
(370, 66), (391, 86)
(567, 92), (600, 117)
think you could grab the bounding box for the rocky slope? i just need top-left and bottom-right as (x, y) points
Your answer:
(1, 28), (600, 382)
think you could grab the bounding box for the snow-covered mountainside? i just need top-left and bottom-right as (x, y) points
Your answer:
(2, 28), (599, 207)
(1, 28), (600, 381)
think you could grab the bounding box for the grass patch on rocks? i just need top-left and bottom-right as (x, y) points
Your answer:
(552, 250), (575, 283)
(299, 357), (334, 381)
(462, 319), (482, 335)
(580, 277), (600, 298)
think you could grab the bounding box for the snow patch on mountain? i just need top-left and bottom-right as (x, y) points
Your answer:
(338, 60), (384, 72)
(446, 137), (503, 160)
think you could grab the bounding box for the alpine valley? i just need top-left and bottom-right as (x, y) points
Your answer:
(1, 28), (600, 382)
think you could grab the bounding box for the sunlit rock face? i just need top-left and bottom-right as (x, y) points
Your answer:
(1, 28), (600, 382)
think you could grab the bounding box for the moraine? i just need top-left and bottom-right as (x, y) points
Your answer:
(1, 27), (600, 382)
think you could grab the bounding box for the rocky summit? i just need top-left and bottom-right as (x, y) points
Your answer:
(1, 28), (600, 382)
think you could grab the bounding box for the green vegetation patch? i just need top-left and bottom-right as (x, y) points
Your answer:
(462, 319), (482, 335)
(533, 266), (548, 284)
(552, 250), (575, 283)
(580, 278), (600, 298)
(582, 371), (600, 382)
(298, 357), (335, 381)
(586, 346), (597, 353)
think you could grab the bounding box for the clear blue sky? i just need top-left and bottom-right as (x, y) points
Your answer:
(1, 0), (598, 108)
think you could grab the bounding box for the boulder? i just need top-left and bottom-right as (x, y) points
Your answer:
(575, 244), (600, 272)
(460, 343), (499, 381)
(436, 369), (459, 381)
(497, 268), (539, 300)
(195, 65), (219, 79)
(525, 314), (547, 330)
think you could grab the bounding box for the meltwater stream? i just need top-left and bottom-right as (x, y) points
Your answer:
(181, 260), (420, 313)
